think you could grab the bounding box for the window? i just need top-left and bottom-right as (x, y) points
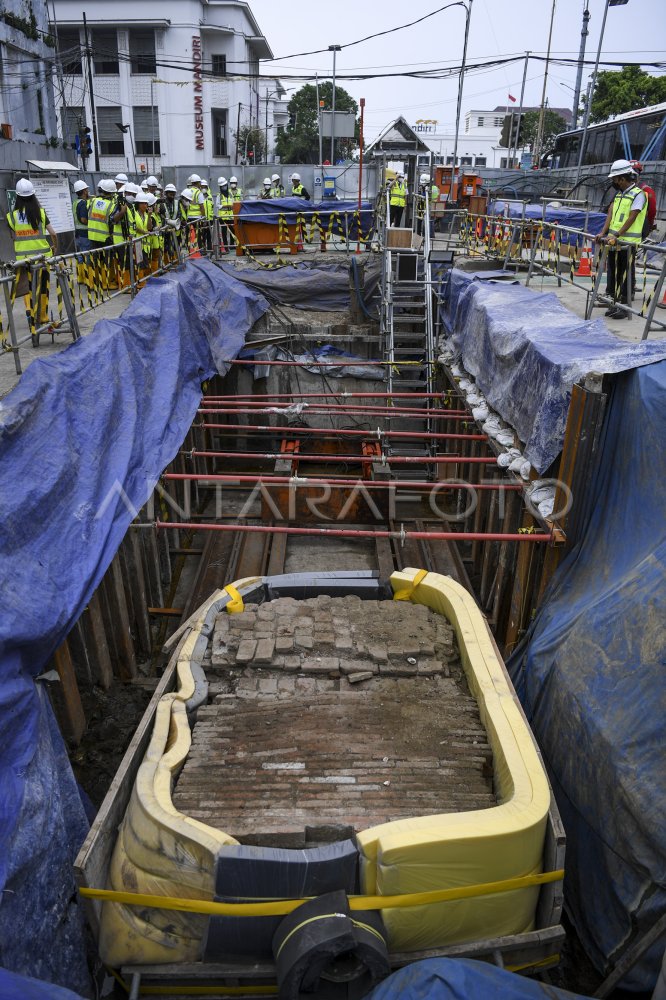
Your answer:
(93, 29), (119, 74)
(61, 105), (85, 145)
(129, 29), (156, 74)
(477, 117), (484, 127)
(211, 108), (227, 157)
(446, 155), (454, 164)
(212, 54), (226, 77)
(460, 156), (473, 165)
(494, 117), (503, 127)
(97, 106), (125, 155)
(133, 106), (160, 155)
(57, 29), (82, 74)
(475, 156), (487, 167)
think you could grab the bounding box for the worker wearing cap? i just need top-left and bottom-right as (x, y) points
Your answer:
(185, 173), (205, 223)
(261, 177), (272, 199)
(72, 179), (91, 251)
(7, 177), (58, 330)
(87, 179), (125, 288)
(114, 172), (129, 191)
(270, 173), (284, 199)
(229, 176), (243, 202)
(389, 173), (407, 227)
(290, 172), (310, 199)
(216, 177), (233, 254)
(595, 159), (647, 319)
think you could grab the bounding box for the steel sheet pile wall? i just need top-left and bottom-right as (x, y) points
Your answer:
(0, 259), (269, 990)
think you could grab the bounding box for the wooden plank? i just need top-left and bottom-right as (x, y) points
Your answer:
(50, 640), (86, 746)
(124, 533), (153, 658)
(74, 639), (185, 937)
(83, 590), (114, 690)
(139, 520), (164, 608)
(106, 554), (138, 681)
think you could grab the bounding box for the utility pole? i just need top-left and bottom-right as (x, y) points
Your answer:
(450, 0), (473, 203)
(510, 51), (530, 169)
(236, 102), (241, 162)
(82, 11), (100, 172)
(533, 0), (557, 166)
(316, 72), (322, 165)
(329, 44), (341, 165)
(572, 6), (590, 128)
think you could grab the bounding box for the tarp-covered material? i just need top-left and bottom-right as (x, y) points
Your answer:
(0, 966), (86, 1000)
(218, 260), (381, 312)
(237, 197), (375, 236)
(509, 362), (666, 990)
(489, 201), (606, 244)
(247, 343), (386, 381)
(0, 260), (269, 982)
(441, 269), (666, 472)
(367, 958), (590, 999)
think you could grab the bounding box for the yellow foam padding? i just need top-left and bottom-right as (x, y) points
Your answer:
(99, 587), (246, 967)
(356, 569), (551, 952)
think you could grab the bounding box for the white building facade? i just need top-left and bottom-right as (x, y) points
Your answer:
(50, 0), (285, 175)
(411, 108), (526, 169)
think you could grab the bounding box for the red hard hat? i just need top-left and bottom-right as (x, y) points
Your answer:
(630, 159), (643, 174)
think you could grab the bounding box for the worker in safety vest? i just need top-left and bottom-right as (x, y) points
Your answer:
(199, 178), (214, 253)
(133, 189), (154, 280)
(216, 177), (234, 254)
(6, 177), (58, 329)
(72, 179), (91, 251)
(87, 179), (124, 288)
(114, 172), (129, 191)
(228, 176), (243, 202)
(290, 172), (310, 199)
(185, 172), (205, 255)
(260, 177), (273, 199)
(417, 172), (440, 237)
(162, 183), (180, 261)
(270, 173), (284, 199)
(389, 173), (407, 227)
(595, 159), (648, 319)
(146, 193), (163, 271)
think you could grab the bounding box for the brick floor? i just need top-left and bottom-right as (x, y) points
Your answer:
(172, 596), (496, 847)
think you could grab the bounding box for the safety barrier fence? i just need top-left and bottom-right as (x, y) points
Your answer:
(458, 212), (666, 341)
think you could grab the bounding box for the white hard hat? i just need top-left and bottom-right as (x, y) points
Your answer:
(229, 176), (238, 184)
(420, 173), (429, 184)
(187, 173), (201, 184)
(292, 172), (301, 181)
(397, 172), (404, 178)
(608, 158), (635, 178)
(164, 183), (177, 193)
(115, 172), (129, 183)
(140, 180), (148, 190)
(200, 178), (209, 187)
(146, 175), (158, 186)
(99, 178), (117, 194)
(146, 193), (157, 206)
(135, 190), (149, 204)
(218, 176), (227, 186)
(124, 182), (140, 194)
(73, 179), (88, 193)
(263, 177), (271, 185)
(180, 187), (194, 202)
(15, 177), (35, 197)
(271, 173), (280, 182)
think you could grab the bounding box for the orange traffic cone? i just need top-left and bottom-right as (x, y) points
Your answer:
(575, 242), (593, 277)
(188, 225), (202, 259)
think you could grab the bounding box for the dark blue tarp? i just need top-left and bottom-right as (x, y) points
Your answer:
(442, 269), (666, 472)
(367, 958), (590, 999)
(0, 259), (269, 987)
(218, 260), (381, 312)
(237, 197), (375, 236)
(509, 362), (666, 990)
(489, 201), (606, 245)
(0, 967), (85, 999)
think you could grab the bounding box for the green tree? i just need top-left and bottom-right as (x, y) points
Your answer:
(519, 109), (568, 152)
(275, 83), (359, 164)
(235, 125), (265, 163)
(589, 65), (666, 122)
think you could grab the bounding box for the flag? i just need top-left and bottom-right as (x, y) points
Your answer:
(508, 94), (517, 103)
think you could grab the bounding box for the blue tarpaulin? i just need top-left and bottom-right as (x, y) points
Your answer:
(218, 260), (381, 312)
(442, 269), (666, 472)
(367, 958), (590, 999)
(0, 259), (269, 988)
(237, 197), (375, 236)
(0, 967), (85, 999)
(509, 362), (666, 990)
(489, 201), (606, 245)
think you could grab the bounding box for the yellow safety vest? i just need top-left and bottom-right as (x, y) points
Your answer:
(431, 184), (440, 202)
(609, 184), (648, 245)
(203, 194), (214, 221)
(187, 193), (204, 220)
(72, 196), (88, 233)
(133, 209), (151, 254)
(149, 211), (163, 250)
(87, 196), (114, 244)
(291, 183), (304, 197)
(217, 192), (234, 221)
(229, 186), (242, 203)
(390, 183), (406, 208)
(270, 185), (284, 199)
(6, 207), (51, 259)
(125, 204), (137, 238)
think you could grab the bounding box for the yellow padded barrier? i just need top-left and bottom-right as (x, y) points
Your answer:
(355, 569), (551, 952)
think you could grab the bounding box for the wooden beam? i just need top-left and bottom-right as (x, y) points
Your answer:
(50, 640), (86, 746)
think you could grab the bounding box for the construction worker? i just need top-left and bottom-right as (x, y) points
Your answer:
(595, 159), (647, 319)
(261, 177), (272, 198)
(229, 176), (243, 202)
(290, 172), (310, 199)
(146, 174), (159, 196)
(270, 173), (285, 199)
(417, 172), (439, 237)
(88, 178), (123, 288)
(133, 189), (154, 281)
(114, 172), (129, 191)
(216, 176), (234, 253)
(200, 178), (214, 252)
(146, 193), (163, 271)
(6, 177), (57, 331)
(389, 173), (407, 227)
(72, 179), (91, 251)
(162, 183), (179, 261)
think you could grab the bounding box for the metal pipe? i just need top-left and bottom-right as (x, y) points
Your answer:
(575, 0), (611, 184)
(187, 450), (497, 466)
(204, 392), (463, 400)
(163, 472), (523, 491)
(329, 44), (341, 165)
(156, 520), (551, 543)
(450, 0), (473, 201)
(572, 7), (590, 129)
(199, 421), (487, 442)
(226, 359), (436, 367)
(533, 0), (557, 166)
(357, 97), (365, 253)
(510, 51), (530, 169)
(198, 406), (471, 420)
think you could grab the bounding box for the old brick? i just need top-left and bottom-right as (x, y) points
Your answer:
(380, 660), (417, 677)
(417, 659), (442, 676)
(302, 656), (339, 674)
(348, 671), (374, 684)
(294, 633), (314, 650)
(368, 645), (388, 663)
(339, 658), (376, 675)
(275, 635), (294, 653)
(283, 656), (301, 672)
(254, 638), (275, 664)
(334, 634), (353, 651)
(236, 640), (257, 664)
(231, 612), (257, 631)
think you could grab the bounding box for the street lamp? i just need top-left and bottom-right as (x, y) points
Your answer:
(115, 122), (137, 174)
(450, 0), (473, 203)
(328, 44), (341, 165)
(575, 0), (629, 183)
